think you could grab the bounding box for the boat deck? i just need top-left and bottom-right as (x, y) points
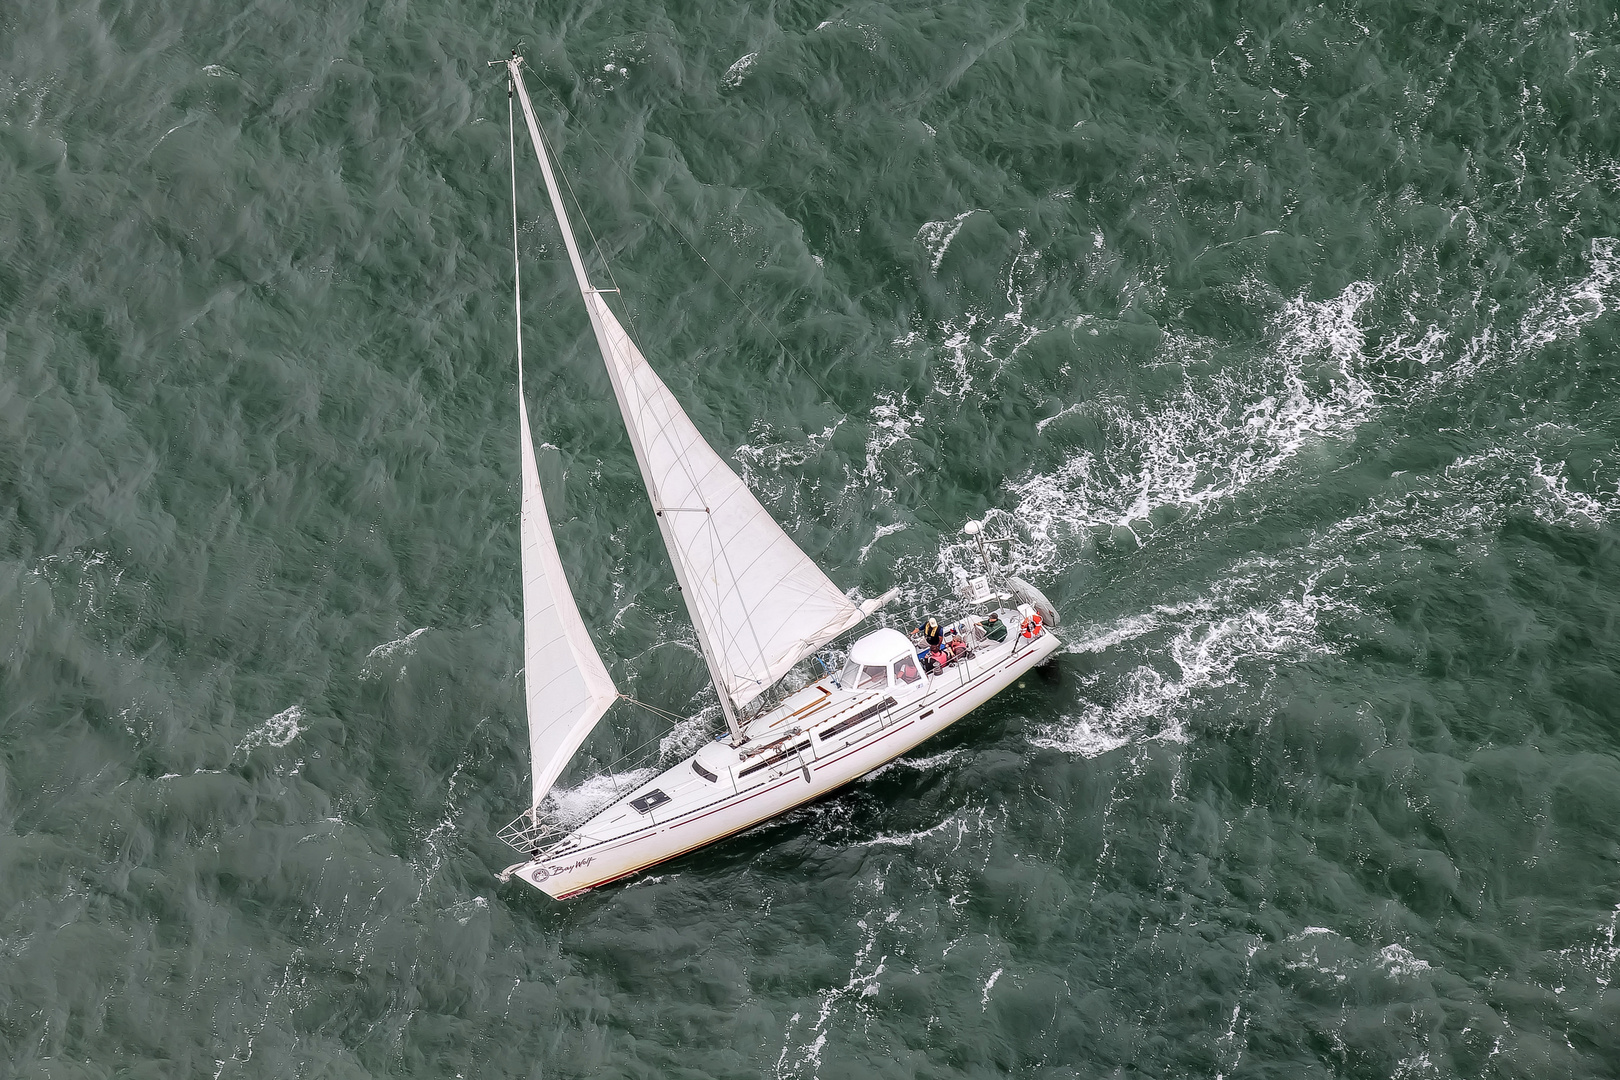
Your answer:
(517, 610), (1049, 879)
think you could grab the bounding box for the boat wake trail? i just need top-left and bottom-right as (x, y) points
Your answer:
(1011, 279), (1378, 560)
(995, 239), (1620, 760)
(1036, 586), (1339, 757)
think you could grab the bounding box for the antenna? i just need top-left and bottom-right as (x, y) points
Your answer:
(962, 519), (1016, 578)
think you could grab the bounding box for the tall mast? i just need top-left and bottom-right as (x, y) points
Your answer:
(505, 56), (748, 744)
(499, 57), (620, 812)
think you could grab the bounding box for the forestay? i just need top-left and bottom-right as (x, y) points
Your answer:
(507, 63), (618, 810)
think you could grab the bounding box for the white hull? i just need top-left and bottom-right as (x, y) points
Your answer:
(506, 617), (1060, 899)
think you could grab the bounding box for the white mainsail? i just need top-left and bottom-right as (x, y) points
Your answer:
(509, 61), (877, 732)
(584, 292), (870, 708)
(506, 67), (618, 810)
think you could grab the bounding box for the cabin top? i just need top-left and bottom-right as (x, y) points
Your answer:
(847, 627), (915, 666)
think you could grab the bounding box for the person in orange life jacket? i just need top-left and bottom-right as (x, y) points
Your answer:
(916, 617), (982, 671)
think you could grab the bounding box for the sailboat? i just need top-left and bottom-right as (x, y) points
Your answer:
(493, 54), (1062, 900)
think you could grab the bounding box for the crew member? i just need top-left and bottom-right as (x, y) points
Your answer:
(920, 617), (944, 650)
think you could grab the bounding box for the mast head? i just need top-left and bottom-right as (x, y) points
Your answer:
(490, 46), (524, 69)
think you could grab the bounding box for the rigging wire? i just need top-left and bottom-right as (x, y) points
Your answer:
(518, 64), (970, 549)
(507, 74), (525, 404)
(525, 100), (770, 727)
(547, 697), (704, 809)
(529, 74), (848, 413)
(508, 62), (969, 753)
(522, 72), (836, 719)
(618, 693), (687, 724)
(505, 61), (972, 550)
(591, 694), (721, 777)
(511, 60), (970, 549)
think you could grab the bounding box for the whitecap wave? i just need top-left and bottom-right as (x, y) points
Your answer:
(861, 811), (971, 847)
(1032, 414), (1617, 763)
(866, 746), (968, 781)
(721, 52), (757, 88)
(911, 229), (1050, 399)
(1377, 943), (1432, 979)
(362, 627), (430, 679)
(858, 521), (909, 563)
(916, 210), (978, 273)
(1011, 280), (1379, 564)
(1517, 237), (1619, 354)
(542, 767), (659, 827)
(734, 419), (842, 518)
(1033, 577), (1342, 756)
(237, 705), (304, 756)
(658, 710), (721, 761)
(862, 391), (923, 479)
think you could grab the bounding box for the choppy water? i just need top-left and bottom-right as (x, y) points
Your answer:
(5, 0), (1620, 1076)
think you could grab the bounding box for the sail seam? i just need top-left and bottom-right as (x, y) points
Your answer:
(703, 513), (789, 696)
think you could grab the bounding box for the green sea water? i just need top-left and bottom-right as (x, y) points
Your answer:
(5, 0), (1620, 1076)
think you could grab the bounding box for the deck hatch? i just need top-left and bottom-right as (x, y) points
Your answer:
(629, 789), (671, 814)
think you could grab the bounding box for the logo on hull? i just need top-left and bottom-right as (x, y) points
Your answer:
(530, 855), (594, 884)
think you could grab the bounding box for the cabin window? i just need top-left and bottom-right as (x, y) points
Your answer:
(856, 664), (889, 689)
(893, 655), (923, 684)
(839, 659), (899, 689)
(692, 759), (718, 783)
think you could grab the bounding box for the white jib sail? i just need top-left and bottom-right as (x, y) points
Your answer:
(506, 62), (617, 810)
(518, 391), (618, 809)
(584, 292), (868, 708)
